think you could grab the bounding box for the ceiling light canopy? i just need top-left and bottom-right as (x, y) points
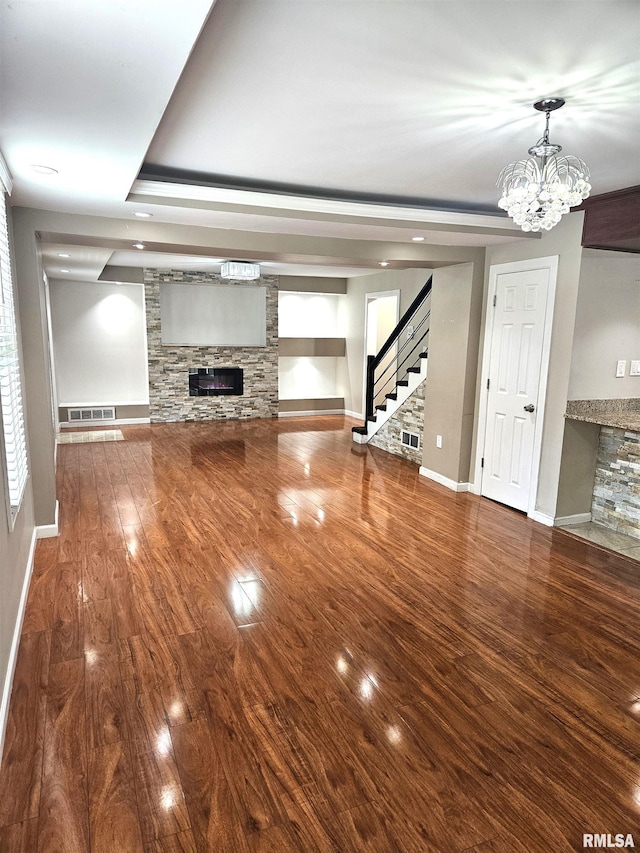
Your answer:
(220, 261), (260, 281)
(498, 98), (591, 232)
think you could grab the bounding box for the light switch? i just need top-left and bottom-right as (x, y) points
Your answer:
(630, 360), (640, 376)
(436, 434), (442, 448)
(616, 360), (627, 377)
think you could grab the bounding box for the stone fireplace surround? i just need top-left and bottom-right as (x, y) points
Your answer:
(144, 269), (278, 423)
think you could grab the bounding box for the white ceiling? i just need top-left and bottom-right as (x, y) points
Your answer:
(1, 0), (639, 282)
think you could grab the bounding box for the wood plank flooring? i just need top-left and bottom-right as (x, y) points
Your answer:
(1, 416), (639, 852)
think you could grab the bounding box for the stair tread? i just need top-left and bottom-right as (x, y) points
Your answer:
(407, 367), (420, 373)
(397, 380), (409, 387)
(419, 352), (428, 358)
(375, 404), (387, 411)
(385, 393), (397, 400)
(351, 426), (368, 435)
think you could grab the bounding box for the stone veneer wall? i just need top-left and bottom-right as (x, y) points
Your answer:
(144, 269), (278, 423)
(369, 381), (426, 465)
(591, 426), (640, 540)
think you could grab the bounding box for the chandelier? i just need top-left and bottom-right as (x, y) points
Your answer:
(498, 98), (591, 232)
(220, 261), (260, 281)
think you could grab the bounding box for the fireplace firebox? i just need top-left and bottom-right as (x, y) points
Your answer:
(189, 368), (243, 396)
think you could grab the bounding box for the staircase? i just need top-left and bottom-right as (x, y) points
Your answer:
(351, 352), (428, 443)
(352, 275), (432, 443)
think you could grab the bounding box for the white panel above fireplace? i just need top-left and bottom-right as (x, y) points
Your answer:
(160, 282), (267, 347)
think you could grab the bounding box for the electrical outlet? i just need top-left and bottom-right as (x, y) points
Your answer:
(616, 360), (627, 378)
(630, 360), (640, 376)
(436, 434), (442, 448)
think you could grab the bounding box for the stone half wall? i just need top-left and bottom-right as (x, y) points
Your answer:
(369, 380), (426, 465)
(144, 269), (278, 423)
(591, 426), (640, 540)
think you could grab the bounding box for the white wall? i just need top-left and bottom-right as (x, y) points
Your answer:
(366, 294), (398, 355)
(568, 253), (640, 400)
(279, 357), (338, 399)
(49, 280), (149, 406)
(278, 292), (341, 337)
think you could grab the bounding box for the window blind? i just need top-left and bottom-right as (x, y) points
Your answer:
(0, 190), (28, 515)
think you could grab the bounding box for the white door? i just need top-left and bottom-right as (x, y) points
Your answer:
(481, 265), (553, 512)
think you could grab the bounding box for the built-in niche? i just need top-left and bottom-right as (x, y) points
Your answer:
(278, 290), (346, 414)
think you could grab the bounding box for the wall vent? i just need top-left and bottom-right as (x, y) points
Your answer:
(67, 407), (115, 423)
(401, 430), (420, 451)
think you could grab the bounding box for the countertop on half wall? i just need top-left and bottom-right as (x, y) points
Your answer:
(565, 398), (640, 431)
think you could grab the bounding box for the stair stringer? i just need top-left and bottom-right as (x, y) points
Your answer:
(352, 357), (427, 444)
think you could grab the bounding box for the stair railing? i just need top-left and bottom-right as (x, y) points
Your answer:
(357, 275), (433, 429)
(372, 309), (430, 404)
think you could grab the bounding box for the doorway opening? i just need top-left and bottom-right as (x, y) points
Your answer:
(364, 290), (400, 411)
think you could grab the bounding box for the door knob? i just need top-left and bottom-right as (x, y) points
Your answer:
(523, 403), (535, 412)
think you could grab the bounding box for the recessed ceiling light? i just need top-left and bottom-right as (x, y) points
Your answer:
(379, 261), (389, 267)
(31, 164), (58, 175)
(60, 269), (70, 273)
(134, 212), (152, 218)
(133, 242), (146, 250)
(57, 252), (71, 258)
(412, 236), (425, 242)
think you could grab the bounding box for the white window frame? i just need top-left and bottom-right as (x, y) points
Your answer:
(0, 186), (29, 529)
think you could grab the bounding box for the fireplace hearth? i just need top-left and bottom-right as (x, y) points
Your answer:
(189, 368), (244, 396)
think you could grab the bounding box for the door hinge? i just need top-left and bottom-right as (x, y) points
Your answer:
(487, 378), (490, 390)
(493, 294), (497, 307)
(481, 457), (484, 468)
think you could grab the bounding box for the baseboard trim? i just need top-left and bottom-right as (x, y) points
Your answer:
(419, 467), (471, 493)
(278, 409), (344, 418)
(0, 528), (37, 764)
(59, 417), (151, 428)
(529, 510), (554, 527)
(554, 512), (592, 527)
(344, 410), (364, 421)
(36, 500), (59, 539)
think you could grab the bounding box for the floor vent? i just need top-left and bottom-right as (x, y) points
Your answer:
(67, 407), (116, 423)
(401, 430), (420, 451)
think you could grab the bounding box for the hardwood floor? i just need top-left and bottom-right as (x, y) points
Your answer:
(1, 416), (639, 852)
